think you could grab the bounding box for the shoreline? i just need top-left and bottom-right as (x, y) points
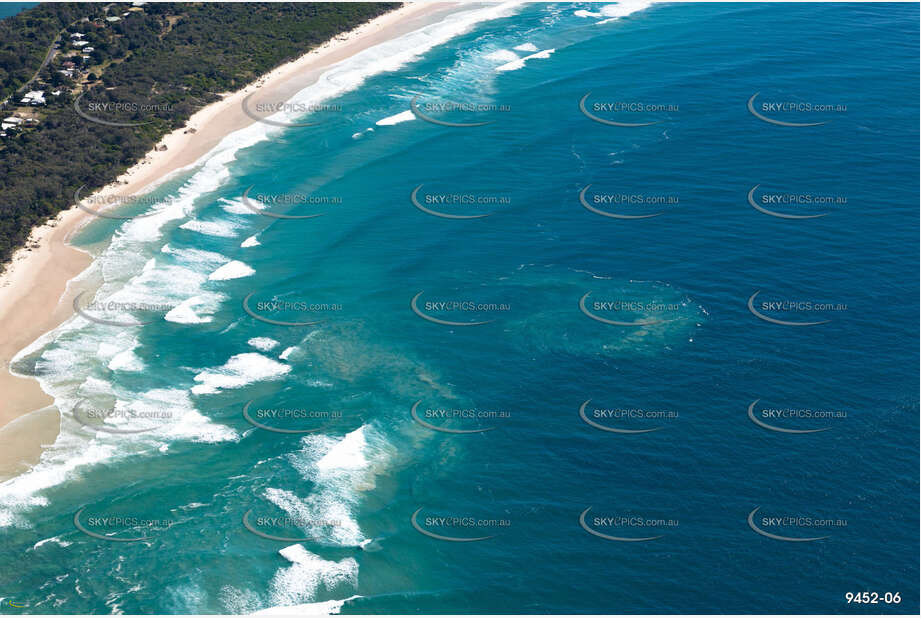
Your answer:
(0, 1), (461, 480)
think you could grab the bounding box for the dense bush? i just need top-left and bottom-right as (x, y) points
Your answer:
(0, 2), (398, 269)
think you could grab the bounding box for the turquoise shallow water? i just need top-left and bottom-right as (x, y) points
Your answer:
(0, 2), (918, 614)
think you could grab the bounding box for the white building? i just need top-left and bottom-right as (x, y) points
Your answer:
(20, 91), (46, 106)
(2, 116), (23, 130)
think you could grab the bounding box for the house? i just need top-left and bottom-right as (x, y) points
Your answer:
(70, 32), (85, 39)
(20, 91), (46, 106)
(83, 47), (94, 53)
(2, 116), (23, 130)
(73, 40), (89, 47)
(105, 16), (121, 23)
(63, 61), (76, 69)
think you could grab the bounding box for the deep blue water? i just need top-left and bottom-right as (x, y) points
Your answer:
(0, 2), (917, 614)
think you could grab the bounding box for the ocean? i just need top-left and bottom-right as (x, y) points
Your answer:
(0, 3), (36, 20)
(0, 2), (918, 614)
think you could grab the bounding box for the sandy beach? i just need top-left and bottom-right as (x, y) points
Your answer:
(0, 1), (460, 480)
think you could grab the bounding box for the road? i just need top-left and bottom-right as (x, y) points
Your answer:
(2, 22), (73, 106)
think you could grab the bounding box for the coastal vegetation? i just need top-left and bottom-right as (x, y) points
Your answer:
(0, 2), (398, 269)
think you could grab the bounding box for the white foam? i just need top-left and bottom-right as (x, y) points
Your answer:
(108, 347), (144, 372)
(78, 376), (114, 398)
(191, 353), (291, 395)
(496, 47), (555, 72)
(241, 235), (261, 248)
(221, 586), (263, 615)
(270, 0), (525, 134)
(279, 346), (298, 361)
(179, 219), (240, 238)
(317, 427), (368, 471)
(135, 388), (239, 443)
(577, 1), (655, 24)
(208, 260), (255, 281)
(164, 299), (207, 324)
(164, 293), (225, 324)
(265, 486), (363, 547)
(0, 0), (526, 524)
(96, 341), (123, 360)
(248, 337), (279, 352)
(350, 128), (374, 139)
(375, 109), (415, 126)
(0, 436), (116, 528)
(513, 42), (539, 52)
(484, 48), (520, 63)
(161, 244), (229, 266)
(31, 535), (72, 550)
(220, 196), (265, 215)
(267, 545), (357, 608)
(253, 596), (360, 615)
(277, 426), (395, 548)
